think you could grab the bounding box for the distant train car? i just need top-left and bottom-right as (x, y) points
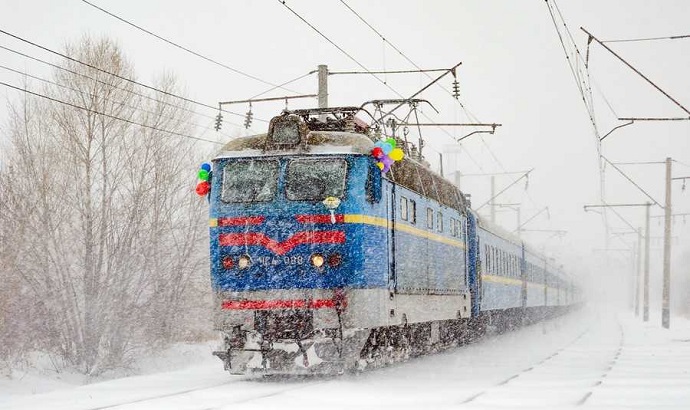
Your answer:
(204, 107), (579, 375)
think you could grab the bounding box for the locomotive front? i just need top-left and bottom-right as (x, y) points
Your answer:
(208, 111), (386, 374)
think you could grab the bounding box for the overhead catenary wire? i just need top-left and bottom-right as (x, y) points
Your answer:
(0, 29), (269, 123)
(603, 34), (690, 43)
(0, 63), (236, 140)
(249, 70), (317, 100)
(279, 0), (492, 172)
(0, 44), (245, 128)
(278, 0), (406, 101)
(338, 0), (481, 122)
(80, 0), (304, 95)
(0, 80), (223, 145)
(545, 0), (612, 240)
(338, 0), (509, 174)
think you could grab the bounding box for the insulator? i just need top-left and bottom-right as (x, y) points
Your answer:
(452, 79), (460, 99)
(244, 110), (253, 129)
(214, 113), (223, 131)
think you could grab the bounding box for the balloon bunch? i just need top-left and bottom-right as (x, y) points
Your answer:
(195, 163), (211, 196)
(371, 137), (404, 173)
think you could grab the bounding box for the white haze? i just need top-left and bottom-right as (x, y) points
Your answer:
(0, 0), (689, 407)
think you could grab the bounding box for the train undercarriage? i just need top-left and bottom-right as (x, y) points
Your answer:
(212, 304), (578, 375)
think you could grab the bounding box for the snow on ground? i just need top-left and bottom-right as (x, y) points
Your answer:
(1, 307), (689, 410)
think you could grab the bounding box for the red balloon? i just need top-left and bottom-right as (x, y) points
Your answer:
(371, 147), (384, 159)
(196, 181), (210, 196)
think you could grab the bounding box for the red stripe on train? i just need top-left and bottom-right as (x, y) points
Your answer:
(221, 298), (346, 310)
(295, 214), (344, 224)
(217, 216), (266, 226)
(218, 231), (345, 255)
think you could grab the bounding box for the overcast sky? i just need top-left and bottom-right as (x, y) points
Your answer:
(1, 0), (689, 311)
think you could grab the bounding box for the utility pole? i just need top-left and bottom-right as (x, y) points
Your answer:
(662, 158), (672, 328)
(644, 202), (651, 322)
(584, 202), (652, 320)
(636, 227), (642, 317)
(318, 64), (328, 109)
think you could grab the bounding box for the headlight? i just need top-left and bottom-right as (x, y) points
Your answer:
(222, 256), (234, 270)
(327, 253), (342, 267)
(238, 255), (252, 269)
(310, 253), (325, 268)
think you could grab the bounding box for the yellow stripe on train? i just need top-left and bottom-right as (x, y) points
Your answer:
(482, 274), (561, 292)
(343, 214), (466, 250)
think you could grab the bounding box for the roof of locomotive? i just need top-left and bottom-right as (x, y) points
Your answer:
(215, 130), (375, 159)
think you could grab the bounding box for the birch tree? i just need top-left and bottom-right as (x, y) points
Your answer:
(0, 36), (210, 375)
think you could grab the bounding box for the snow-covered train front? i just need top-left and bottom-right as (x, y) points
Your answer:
(206, 107), (579, 375)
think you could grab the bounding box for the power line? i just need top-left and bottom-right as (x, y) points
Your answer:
(338, 0), (479, 121)
(0, 44), (245, 128)
(279, 1), (510, 183)
(80, 0), (303, 95)
(603, 34), (690, 43)
(0, 29), (269, 123)
(278, 0), (404, 100)
(0, 80), (223, 145)
(249, 70), (317, 100)
(0, 63), (235, 139)
(338, 0), (507, 174)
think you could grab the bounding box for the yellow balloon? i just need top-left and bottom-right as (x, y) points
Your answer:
(389, 148), (404, 161)
(376, 162), (384, 170)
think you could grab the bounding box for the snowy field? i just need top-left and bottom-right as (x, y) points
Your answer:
(2, 307), (689, 410)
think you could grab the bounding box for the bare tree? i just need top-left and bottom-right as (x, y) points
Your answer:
(0, 36), (210, 375)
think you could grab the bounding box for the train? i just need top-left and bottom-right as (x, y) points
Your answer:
(202, 105), (580, 375)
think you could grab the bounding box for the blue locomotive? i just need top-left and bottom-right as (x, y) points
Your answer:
(205, 107), (578, 374)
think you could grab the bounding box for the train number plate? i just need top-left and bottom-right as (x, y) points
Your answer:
(256, 255), (305, 266)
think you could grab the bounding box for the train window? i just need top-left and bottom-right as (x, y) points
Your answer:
(409, 200), (417, 224)
(286, 159), (347, 201)
(221, 159), (279, 203)
(426, 208), (434, 229)
(400, 197), (408, 221)
(365, 161), (382, 203)
(503, 251), (507, 275)
(485, 245), (490, 272)
(493, 247), (498, 274)
(449, 218), (457, 237)
(437, 212), (444, 232)
(488, 246), (493, 273)
(501, 250), (505, 275)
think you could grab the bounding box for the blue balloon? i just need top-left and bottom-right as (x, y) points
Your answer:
(200, 163), (211, 172)
(381, 142), (393, 155)
(374, 141), (385, 149)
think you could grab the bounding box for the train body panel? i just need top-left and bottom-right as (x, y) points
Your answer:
(205, 109), (580, 375)
(476, 224), (524, 311)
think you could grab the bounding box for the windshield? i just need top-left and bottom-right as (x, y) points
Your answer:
(221, 159), (279, 203)
(285, 158), (348, 201)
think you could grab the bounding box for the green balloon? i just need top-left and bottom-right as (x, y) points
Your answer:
(385, 137), (397, 149)
(198, 169), (209, 181)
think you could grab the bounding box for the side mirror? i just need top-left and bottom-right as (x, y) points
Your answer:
(366, 160), (382, 203)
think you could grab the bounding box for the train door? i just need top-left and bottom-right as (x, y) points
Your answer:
(386, 183), (397, 294)
(467, 213), (481, 316)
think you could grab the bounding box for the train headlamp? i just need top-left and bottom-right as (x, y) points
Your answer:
(328, 253), (342, 267)
(222, 256), (234, 270)
(310, 253), (325, 268)
(238, 255), (252, 269)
